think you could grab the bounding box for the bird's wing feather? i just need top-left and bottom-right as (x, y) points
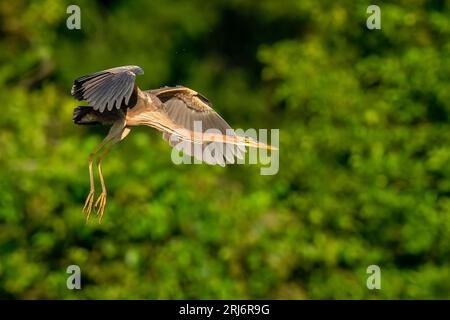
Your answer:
(151, 86), (247, 166)
(71, 65), (144, 112)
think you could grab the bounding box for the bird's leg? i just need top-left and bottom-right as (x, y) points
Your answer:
(83, 138), (111, 223)
(82, 153), (96, 220)
(92, 124), (131, 223)
(94, 146), (111, 223)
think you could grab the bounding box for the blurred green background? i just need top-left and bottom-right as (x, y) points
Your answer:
(0, 0), (450, 299)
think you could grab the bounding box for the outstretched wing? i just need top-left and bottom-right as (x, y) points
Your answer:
(151, 86), (246, 166)
(71, 65), (144, 112)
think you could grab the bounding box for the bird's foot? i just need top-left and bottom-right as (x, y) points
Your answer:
(82, 190), (95, 223)
(94, 192), (107, 223)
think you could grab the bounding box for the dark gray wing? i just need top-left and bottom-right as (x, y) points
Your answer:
(71, 65), (144, 112)
(153, 86), (245, 166)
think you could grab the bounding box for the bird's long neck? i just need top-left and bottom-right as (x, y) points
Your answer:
(125, 91), (163, 128)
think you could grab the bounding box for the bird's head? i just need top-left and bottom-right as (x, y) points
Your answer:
(129, 66), (144, 75)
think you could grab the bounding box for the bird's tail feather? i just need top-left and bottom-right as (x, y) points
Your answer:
(73, 106), (101, 125)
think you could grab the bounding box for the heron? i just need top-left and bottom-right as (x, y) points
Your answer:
(71, 65), (273, 223)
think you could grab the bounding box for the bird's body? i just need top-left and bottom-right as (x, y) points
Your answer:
(71, 65), (273, 222)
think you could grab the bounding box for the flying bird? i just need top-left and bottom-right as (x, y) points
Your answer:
(71, 65), (273, 223)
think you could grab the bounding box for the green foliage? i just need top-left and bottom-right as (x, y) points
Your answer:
(0, 0), (449, 299)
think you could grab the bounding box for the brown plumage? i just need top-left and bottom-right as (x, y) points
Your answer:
(71, 65), (273, 222)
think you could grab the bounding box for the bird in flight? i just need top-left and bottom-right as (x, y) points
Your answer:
(71, 65), (274, 223)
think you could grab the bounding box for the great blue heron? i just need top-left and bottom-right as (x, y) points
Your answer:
(71, 65), (273, 223)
